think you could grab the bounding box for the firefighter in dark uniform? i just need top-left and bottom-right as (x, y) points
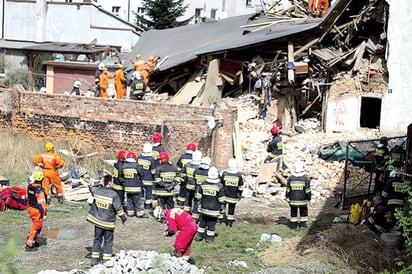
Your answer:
(264, 126), (288, 174)
(191, 156), (211, 221)
(220, 158), (243, 227)
(152, 132), (165, 167)
(112, 150), (126, 208)
(384, 143), (406, 183)
(194, 167), (225, 243)
(363, 195), (394, 235)
(176, 143), (196, 206)
(121, 151), (145, 217)
(182, 150), (202, 213)
(86, 175), (127, 266)
(373, 137), (390, 194)
(286, 161), (311, 230)
(154, 152), (179, 210)
(137, 143), (156, 210)
(382, 171), (407, 214)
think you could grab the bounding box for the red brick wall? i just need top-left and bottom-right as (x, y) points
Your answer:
(0, 88), (235, 169)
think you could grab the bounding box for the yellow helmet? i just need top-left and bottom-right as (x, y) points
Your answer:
(33, 171), (44, 182)
(45, 142), (54, 151)
(149, 56), (155, 61)
(118, 63), (124, 68)
(136, 54), (141, 60)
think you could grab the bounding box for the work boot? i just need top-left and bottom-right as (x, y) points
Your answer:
(34, 237), (47, 247)
(25, 245), (38, 252)
(187, 257), (196, 265)
(290, 222), (298, 230)
(226, 221), (233, 227)
(58, 196), (64, 204)
(194, 232), (204, 242)
(205, 235), (214, 243)
(91, 258), (101, 267)
(300, 222), (308, 230)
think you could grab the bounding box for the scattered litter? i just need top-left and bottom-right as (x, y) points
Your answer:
(228, 260), (248, 268)
(245, 247), (255, 253)
(259, 233), (283, 244)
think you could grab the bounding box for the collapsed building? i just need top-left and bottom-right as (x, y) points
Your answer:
(128, 0), (406, 134)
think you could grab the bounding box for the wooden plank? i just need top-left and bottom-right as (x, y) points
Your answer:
(192, 59), (221, 106)
(256, 162), (278, 183)
(168, 67), (206, 104)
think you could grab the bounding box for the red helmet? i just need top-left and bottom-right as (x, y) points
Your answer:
(159, 151), (170, 163)
(126, 151), (137, 160)
(152, 132), (163, 143)
(186, 143), (196, 151)
(270, 127), (280, 135)
(117, 150), (126, 161)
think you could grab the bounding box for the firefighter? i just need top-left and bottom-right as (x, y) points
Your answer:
(220, 158), (244, 227)
(176, 143), (197, 206)
(112, 150), (126, 208)
(25, 171), (47, 252)
(194, 167), (225, 243)
(163, 207), (197, 264)
(191, 156), (211, 221)
(385, 143), (406, 182)
(147, 56), (158, 71)
(152, 132), (165, 167)
(182, 150), (202, 212)
(382, 171), (407, 213)
(363, 195), (394, 235)
(264, 126), (289, 174)
(99, 67), (114, 98)
(94, 63), (105, 97)
(133, 54), (149, 86)
(154, 152), (179, 211)
(129, 71), (145, 100)
(285, 161), (311, 230)
(114, 63), (127, 99)
(137, 143), (156, 210)
(86, 175), (127, 266)
(373, 136), (390, 194)
(33, 142), (65, 204)
(70, 81), (81, 96)
(121, 151), (145, 217)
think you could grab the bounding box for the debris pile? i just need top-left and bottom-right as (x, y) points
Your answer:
(37, 250), (204, 274)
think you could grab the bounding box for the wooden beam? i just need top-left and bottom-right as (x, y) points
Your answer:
(294, 38), (320, 57)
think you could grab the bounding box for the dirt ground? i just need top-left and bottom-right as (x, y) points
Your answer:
(4, 194), (393, 274)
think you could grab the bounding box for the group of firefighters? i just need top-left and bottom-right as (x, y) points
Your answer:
(89, 54), (158, 100)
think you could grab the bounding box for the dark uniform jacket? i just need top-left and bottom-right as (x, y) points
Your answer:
(286, 175), (311, 206)
(221, 171), (243, 204)
(373, 145), (389, 170)
(267, 135), (283, 157)
(27, 183), (46, 216)
(382, 176), (407, 207)
(121, 162), (144, 193)
(112, 161), (125, 192)
(137, 154), (156, 187)
(86, 185), (126, 230)
(366, 203), (394, 233)
(130, 78), (145, 100)
(152, 144), (165, 167)
(181, 162), (200, 191)
(176, 152), (193, 172)
(154, 162), (178, 197)
(195, 177), (225, 217)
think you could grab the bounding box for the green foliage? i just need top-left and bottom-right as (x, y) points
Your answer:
(394, 183), (412, 272)
(4, 68), (30, 89)
(0, 233), (21, 274)
(136, 0), (192, 30)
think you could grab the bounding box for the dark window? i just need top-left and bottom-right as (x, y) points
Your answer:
(246, 0), (252, 7)
(112, 6), (120, 13)
(137, 7), (145, 14)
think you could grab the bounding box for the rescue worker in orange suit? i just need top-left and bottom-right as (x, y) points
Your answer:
(220, 158), (244, 227)
(176, 143), (196, 206)
(99, 67), (114, 98)
(121, 151), (146, 217)
(137, 143), (157, 210)
(373, 136), (390, 194)
(112, 150), (127, 208)
(33, 142), (65, 204)
(152, 132), (165, 167)
(182, 150), (202, 213)
(286, 161), (311, 230)
(154, 152), (179, 210)
(133, 54), (149, 86)
(94, 63), (105, 97)
(363, 195), (394, 235)
(25, 171), (47, 252)
(308, 0), (330, 17)
(114, 64), (127, 99)
(87, 174), (127, 266)
(194, 167), (225, 243)
(163, 207), (197, 264)
(191, 156), (211, 221)
(147, 56), (158, 71)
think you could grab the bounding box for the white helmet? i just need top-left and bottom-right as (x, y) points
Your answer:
(293, 161), (305, 175)
(98, 63), (106, 70)
(227, 158), (238, 173)
(208, 167), (219, 180)
(73, 81), (81, 88)
(389, 170), (399, 178)
(192, 150), (202, 162)
(143, 143), (153, 154)
(200, 156), (211, 168)
(133, 71), (142, 80)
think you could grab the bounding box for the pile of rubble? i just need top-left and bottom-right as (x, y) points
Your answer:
(37, 250), (204, 274)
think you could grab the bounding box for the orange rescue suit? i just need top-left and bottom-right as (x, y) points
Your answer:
(99, 70), (114, 98)
(33, 151), (64, 200)
(114, 68), (126, 99)
(26, 182), (47, 248)
(308, 0), (329, 16)
(134, 60), (149, 85)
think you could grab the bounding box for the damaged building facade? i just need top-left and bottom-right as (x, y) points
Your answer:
(129, 0), (411, 135)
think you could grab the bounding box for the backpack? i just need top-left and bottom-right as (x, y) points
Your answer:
(0, 186), (28, 211)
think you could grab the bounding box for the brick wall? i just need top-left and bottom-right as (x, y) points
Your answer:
(0, 88), (236, 169)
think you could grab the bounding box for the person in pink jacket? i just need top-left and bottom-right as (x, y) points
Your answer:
(163, 207), (197, 264)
